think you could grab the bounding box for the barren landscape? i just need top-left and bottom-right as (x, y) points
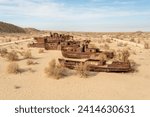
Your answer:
(0, 27), (150, 99)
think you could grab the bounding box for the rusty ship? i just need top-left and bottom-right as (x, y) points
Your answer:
(58, 58), (131, 72)
(61, 43), (114, 59)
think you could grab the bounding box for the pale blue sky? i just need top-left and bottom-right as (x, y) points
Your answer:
(0, 0), (150, 32)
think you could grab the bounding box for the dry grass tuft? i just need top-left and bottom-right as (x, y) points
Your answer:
(7, 62), (20, 74)
(116, 49), (130, 62)
(6, 50), (18, 61)
(45, 59), (56, 76)
(121, 49), (130, 62)
(23, 50), (32, 59)
(28, 68), (35, 73)
(137, 39), (141, 43)
(14, 85), (21, 89)
(130, 38), (135, 42)
(117, 42), (124, 47)
(44, 59), (67, 79)
(106, 39), (111, 43)
(53, 65), (67, 79)
(103, 44), (110, 50)
(144, 42), (149, 49)
(75, 63), (88, 78)
(38, 49), (44, 53)
(123, 43), (128, 46)
(26, 59), (34, 65)
(0, 48), (8, 57)
(20, 47), (24, 50)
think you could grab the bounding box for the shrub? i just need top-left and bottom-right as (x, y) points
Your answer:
(28, 67), (35, 73)
(130, 38), (135, 42)
(124, 43), (128, 46)
(9, 46), (13, 49)
(8, 39), (11, 42)
(17, 51), (24, 56)
(121, 49), (130, 62)
(103, 44), (110, 50)
(38, 49), (44, 53)
(14, 85), (21, 89)
(144, 42), (149, 49)
(132, 51), (136, 55)
(0, 48), (8, 57)
(117, 42), (124, 47)
(6, 50), (18, 61)
(98, 40), (101, 44)
(23, 50), (32, 59)
(115, 50), (122, 61)
(7, 62), (20, 74)
(53, 65), (67, 79)
(137, 39), (141, 43)
(44, 59), (67, 79)
(75, 63), (88, 78)
(26, 59), (34, 65)
(20, 47), (24, 50)
(45, 59), (56, 76)
(106, 39), (111, 43)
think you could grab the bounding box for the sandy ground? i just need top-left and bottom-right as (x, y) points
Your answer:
(0, 32), (150, 100)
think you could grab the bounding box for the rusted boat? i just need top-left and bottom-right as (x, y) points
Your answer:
(58, 58), (131, 72)
(28, 32), (74, 49)
(61, 44), (114, 59)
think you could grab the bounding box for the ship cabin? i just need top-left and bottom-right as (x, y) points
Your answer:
(62, 44), (100, 53)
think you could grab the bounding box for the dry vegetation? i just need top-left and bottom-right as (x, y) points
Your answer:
(117, 42), (124, 47)
(22, 50), (32, 59)
(38, 49), (44, 53)
(103, 43), (110, 50)
(27, 67), (35, 73)
(75, 63), (88, 78)
(114, 49), (130, 62)
(121, 49), (130, 62)
(0, 48), (8, 57)
(7, 62), (20, 74)
(144, 42), (149, 49)
(26, 59), (34, 65)
(44, 59), (67, 79)
(6, 50), (18, 61)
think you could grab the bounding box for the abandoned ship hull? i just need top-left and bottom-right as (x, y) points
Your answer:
(45, 43), (61, 50)
(87, 65), (131, 72)
(61, 51), (91, 59)
(61, 51), (114, 59)
(58, 59), (131, 72)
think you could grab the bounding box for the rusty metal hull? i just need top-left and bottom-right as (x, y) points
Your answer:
(87, 65), (131, 72)
(45, 43), (61, 50)
(58, 58), (131, 72)
(61, 51), (114, 59)
(61, 51), (91, 59)
(29, 32), (74, 50)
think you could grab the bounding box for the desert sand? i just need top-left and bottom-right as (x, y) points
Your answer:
(0, 32), (150, 100)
